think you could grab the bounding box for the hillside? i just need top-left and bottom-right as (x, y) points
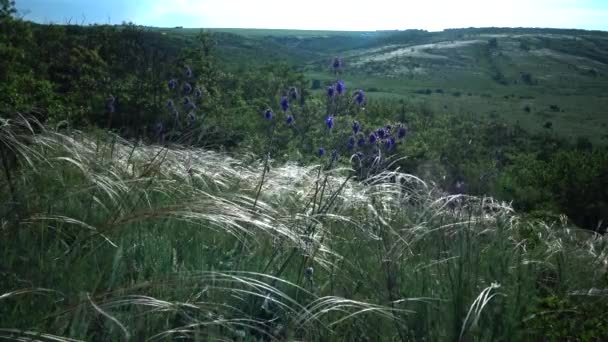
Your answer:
(187, 27), (608, 143)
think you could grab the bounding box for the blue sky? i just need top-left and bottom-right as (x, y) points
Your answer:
(17, 0), (608, 31)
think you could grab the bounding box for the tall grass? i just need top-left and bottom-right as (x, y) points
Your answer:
(1, 116), (607, 341)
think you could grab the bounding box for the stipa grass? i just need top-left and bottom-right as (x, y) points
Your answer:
(1, 118), (607, 341)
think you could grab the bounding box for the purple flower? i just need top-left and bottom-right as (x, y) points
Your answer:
(357, 137), (366, 147)
(332, 57), (342, 70)
(369, 133), (378, 144)
(167, 99), (175, 109)
(183, 82), (193, 94)
(352, 121), (360, 134)
(347, 136), (355, 149)
(377, 128), (387, 139)
(326, 116), (334, 129)
(354, 90), (365, 105)
(384, 136), (396, 151)
(385, 124), (392, 132)
(183, 96), (191, 106)
(327, 85), (336, 98)
(168, 79), (178, 90)
(194, 87), (203, 98)
(264, 109), (273, 120)
(280, 96), (289, 112)
(335, 81), (345, 95)
(185, 65), (193, 78)
(398, 126), (408, 139)
(186, 101), (196, 111)
(318, 147), (326, 157)
(289, 87), (299, 101)
(286, 114), (294, 125)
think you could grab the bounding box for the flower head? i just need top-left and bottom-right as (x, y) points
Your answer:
(354, 90), (365, 105)
(264, 109), (273, 120)
(185, 65), (193, 78)
(183, 82), (193, 94)
(357, 136), (366, 147)
(398, 126), (408, 139)
(280, 96), (289, 112)
(167, 99), (175, 109)
(384, 136), (395, 151)
(289, 87), (299, 101)
(369, 133), (378, 144)
(352, 121), (361, 134)
(335, 81), (345, 95)
(377, 128), (387, 139)
(168, 79), (178, 90)
(318, 147), (326, 157)
(325, 116), (334, 130)
(347, 136), (356, 150)
(194, 87), (203, 98)
(327, 85), (335, 98)
(305, 266), (314, 277)
(286, 114), (294, 125)
(332, 57), (342, 70)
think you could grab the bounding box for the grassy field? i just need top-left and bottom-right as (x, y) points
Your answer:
(162, 27), (608, 144)
(2, 117), (608, 340)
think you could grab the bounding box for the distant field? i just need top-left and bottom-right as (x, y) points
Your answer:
(163, 27), (608, 144)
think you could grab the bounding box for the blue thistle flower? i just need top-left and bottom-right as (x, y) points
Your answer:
(194, 87), (203, 98)
(168, 79), (178, 90)
(183, 96), (191, 106)
(357, 136), (366, 147)
(352, 121), (360, 134)
(347, 136), (355, 149)
(186, 101), (196, 111)
(289, 87), (299, 101)
(183, 82), (193, 94)
(280, 96), (289, 112)
(327, 85), (335, 97)
(185, 65), (193, 78)
(318, 147), (326, 157)
(385, 124), (392, 132)
(326, 116), (334, 130)
(384, 136), (396, 151)
(286, 114), (294, 125)
(332, 56), (342, 70)
(369, 133), (378, 144)
(264, 109), (273, 120)
(354, 90), (365, 105)
(335, 81), (345, 95)
(167, 99), (175, 109)
(377, 128), (387, 139)
(398, 126), (408, 139)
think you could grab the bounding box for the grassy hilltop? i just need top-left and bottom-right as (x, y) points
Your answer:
(2, 5), (608, 339)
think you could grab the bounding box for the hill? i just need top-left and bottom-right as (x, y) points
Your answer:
(179, 27), (608, 144)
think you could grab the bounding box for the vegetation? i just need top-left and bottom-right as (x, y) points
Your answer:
(2, 1), (608, 339)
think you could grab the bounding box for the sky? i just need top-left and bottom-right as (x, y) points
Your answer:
(16, 0), (608, 31)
